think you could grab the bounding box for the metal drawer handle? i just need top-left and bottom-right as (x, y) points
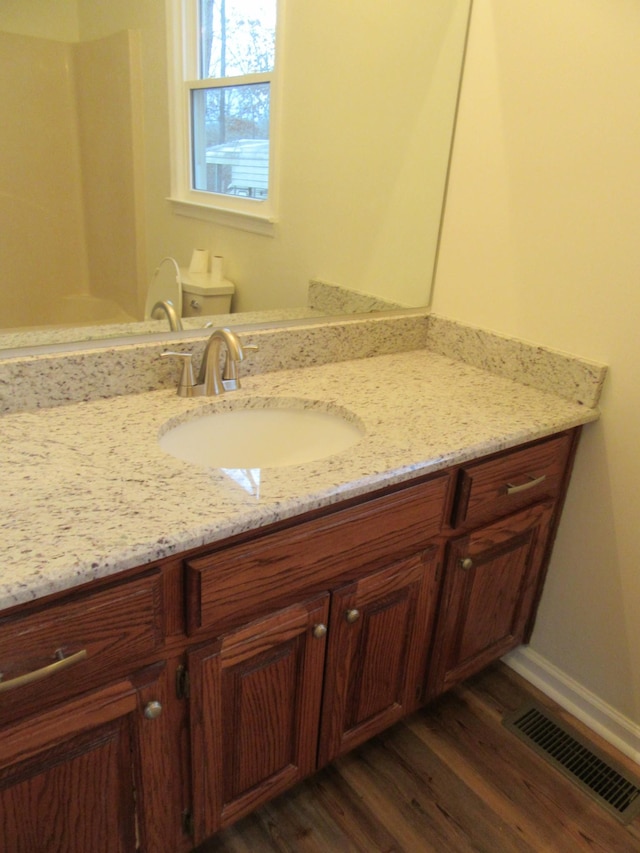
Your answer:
(0, 648), (87, 694)
(506, 474), (547, 496)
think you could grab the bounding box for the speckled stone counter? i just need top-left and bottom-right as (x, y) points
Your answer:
(0, 313), (606, 414)
(0, 346), (603, 613)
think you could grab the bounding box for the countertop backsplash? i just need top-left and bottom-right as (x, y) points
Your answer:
(0, 312), (606, 415)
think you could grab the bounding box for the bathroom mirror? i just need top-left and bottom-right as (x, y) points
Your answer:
(0, 0), (471, 355)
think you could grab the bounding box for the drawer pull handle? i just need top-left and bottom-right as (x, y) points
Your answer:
(0, 648), (87, 693)
(345, 609), (360, 624)
(312, 623), (327, 639)
(506, 474), (547, 496)
(460, 557), (474, 571)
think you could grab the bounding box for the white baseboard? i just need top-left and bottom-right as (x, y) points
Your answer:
(502, 646), (640, 766)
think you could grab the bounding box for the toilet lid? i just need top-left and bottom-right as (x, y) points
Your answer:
(145, 257), (183, 319)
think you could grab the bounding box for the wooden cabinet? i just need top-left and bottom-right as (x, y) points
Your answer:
(0, 429), (581, 849)
(0, 680), (139, 853)
(184, 476), (448, 637)
(452, 433), (573, 529)
(0, 664), (179, 853)
(0, 571), (164, 727)
(427, 502), (553, 698)
(318, 550), (439, 767)
(0, 574), (185, 853)
(426, 432), (578, 700)
(186, 515), (443, 843)
(188, 596), (329, 842)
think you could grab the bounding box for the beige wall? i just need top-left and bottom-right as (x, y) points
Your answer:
(0, 6), (144, 327)
(0, 31), (89, 326)
(433, 0), (640, 725)
(0, 0), (78, 41)
(74, 30), (146, 316)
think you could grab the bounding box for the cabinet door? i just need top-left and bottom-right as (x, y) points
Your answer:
(318, 550), (439, 767)
(188, 595), (329, 844)
(0, 680), (139, 853)
(428, 502), (553, 698)
(131, 663), (191, 853)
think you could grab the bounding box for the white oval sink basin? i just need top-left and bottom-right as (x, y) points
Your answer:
(158, 402), (363, 469)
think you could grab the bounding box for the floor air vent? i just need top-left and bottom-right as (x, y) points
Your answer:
(503, 703), (640, 824)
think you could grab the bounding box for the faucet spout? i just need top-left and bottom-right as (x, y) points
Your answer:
(151, 299), (183, 331)
(162, 326), (256, 397)
(198, 327), (245, 396)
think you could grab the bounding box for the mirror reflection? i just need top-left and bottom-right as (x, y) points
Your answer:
(0, 0), (471, 354)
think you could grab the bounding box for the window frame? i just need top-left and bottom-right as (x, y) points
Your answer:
(166, 0), (282, 235)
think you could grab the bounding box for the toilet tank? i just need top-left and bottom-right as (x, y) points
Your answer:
(179, 270), (235, 317)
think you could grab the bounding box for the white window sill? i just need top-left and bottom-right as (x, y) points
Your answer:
(168, 197), (276, 237)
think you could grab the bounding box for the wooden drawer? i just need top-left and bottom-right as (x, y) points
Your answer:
(185, 475), (449, 636)
(453, 433), (573, 528)
(0, 571), (164, 720)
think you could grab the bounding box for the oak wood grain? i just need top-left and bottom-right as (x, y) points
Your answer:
(453, 432), (572, 528)
(195, 662), (640, 853)
(185, 476), (449, 636)
(0, 570), (164, 725)
(189, 596), (330, 843)
(427, 502), (553, 698)
(318, 550), (439, 767)
(0, 682), (138, 853)
(131, 662), (192, 853)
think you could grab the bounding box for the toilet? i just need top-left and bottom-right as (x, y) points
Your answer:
(179, 269), (234, 317)
(144, 257), (183, 320)
(145, 257), (235, 321)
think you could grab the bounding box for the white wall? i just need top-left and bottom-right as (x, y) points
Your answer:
(433, 0), (640, 730)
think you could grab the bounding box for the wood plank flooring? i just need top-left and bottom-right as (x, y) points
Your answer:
(195, 663), (640, 852)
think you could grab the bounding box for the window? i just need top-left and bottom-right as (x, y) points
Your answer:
(167, 0), (280, 232)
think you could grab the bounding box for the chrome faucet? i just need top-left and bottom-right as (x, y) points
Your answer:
(162, 327), (256, 397)
(198, 327), (245, 395)
(151, 299), (183, 332)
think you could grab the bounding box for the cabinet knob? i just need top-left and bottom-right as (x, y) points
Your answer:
(345, 608), (360, 624)
(312, 623), (327, 639)
(460, 557), (474, 570)
(143, 700), (163, 720)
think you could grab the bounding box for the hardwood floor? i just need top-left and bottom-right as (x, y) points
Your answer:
(195, 663), (640, 852)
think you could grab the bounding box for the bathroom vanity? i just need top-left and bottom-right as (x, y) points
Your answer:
(0, 322), (605, 852)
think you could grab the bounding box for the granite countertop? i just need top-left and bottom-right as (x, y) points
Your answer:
(0, 346), (600, 613)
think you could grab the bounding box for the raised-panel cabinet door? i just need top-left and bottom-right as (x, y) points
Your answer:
(318, 550), (440, 767)
(0, 680), (139, 853)
(428, 502), (553, 698)
(188, 594), (330, 844)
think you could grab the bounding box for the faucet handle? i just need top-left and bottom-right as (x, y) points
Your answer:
(161, 351), (198, 397)
(222, 342), (258, 390)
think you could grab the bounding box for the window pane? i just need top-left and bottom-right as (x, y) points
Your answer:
(192, 84), (270, 198)
(199, 0), (276, 78)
